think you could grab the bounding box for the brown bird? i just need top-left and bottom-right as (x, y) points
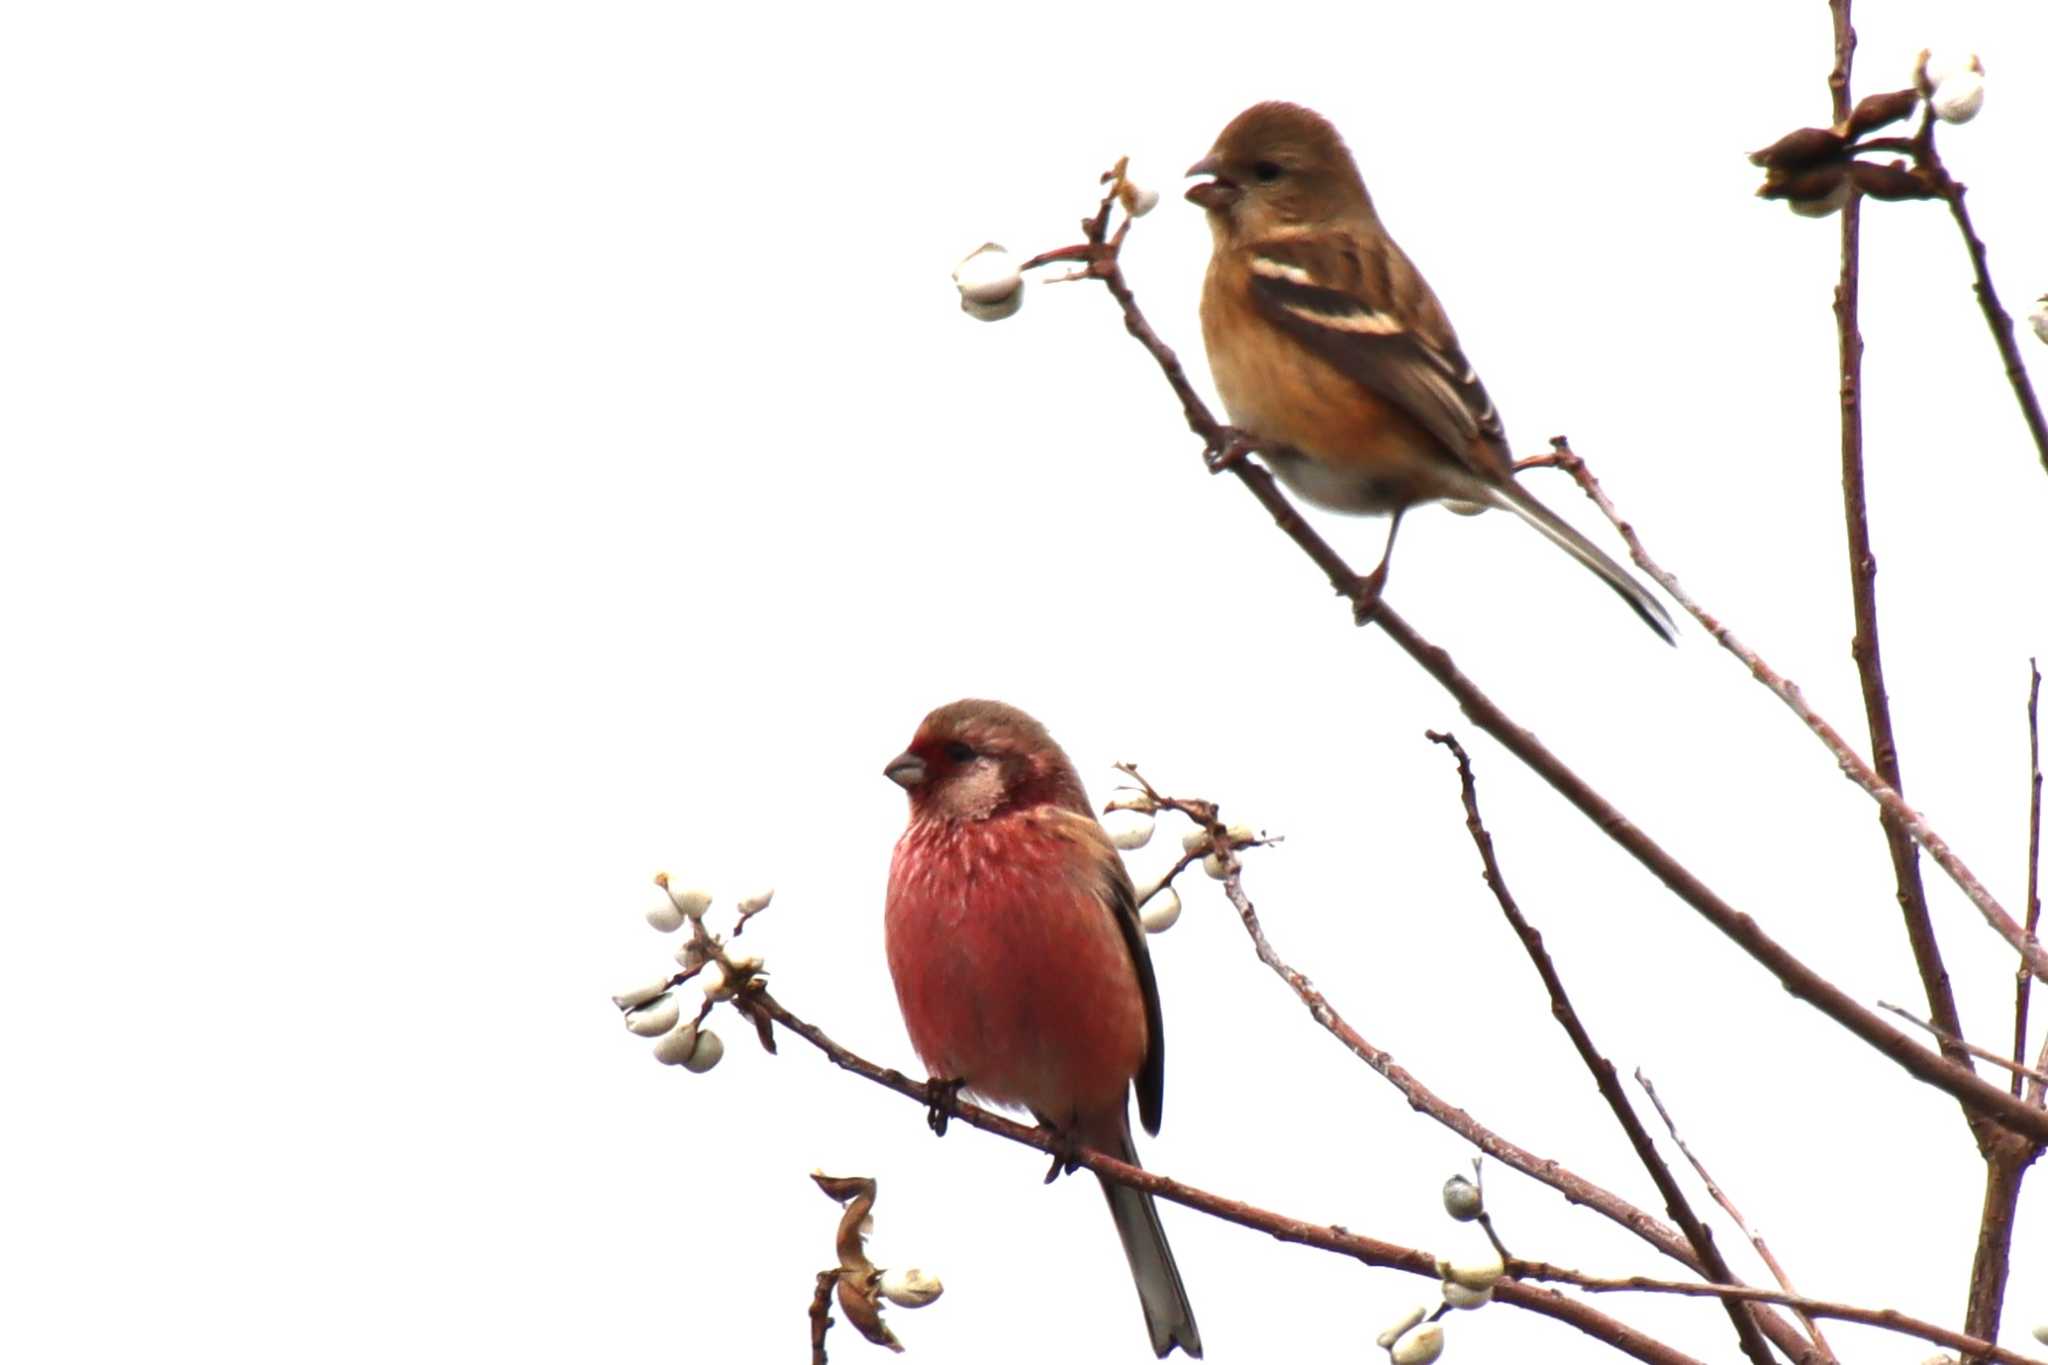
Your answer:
(1187, 100), (1674, 642)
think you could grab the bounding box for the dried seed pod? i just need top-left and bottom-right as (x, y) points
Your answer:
(1140, 886), (1183, 934)
(1748, 125), (1846, 171)
(1845, 88), (1921, 136)
(1441, 1280), (1492, 1310)
(877, 1267), (944, 1308)
(1391, 1322), (1444, 1365)
(624, 994), (681, 1037)
(1376, 1306), (1429, 1350)
(1441, 1174), (1483, 1221)
(652, 1021), (700, 1065)
(1105, 810), (1156, 851)
(1850, 160), (1932, 201)
(682, 1028), (725, 1073)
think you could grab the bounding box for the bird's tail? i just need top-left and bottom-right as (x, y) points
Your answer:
(1486, 481), (1677, 644)
(1096, 1125), (1202, 1358)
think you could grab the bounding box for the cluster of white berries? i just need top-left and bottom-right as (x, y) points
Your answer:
(1102, 779), (1271, 935)
(1914, 49), (1985, 124)
(1375, 1170), (1509, 1364)
(2029, 296), (2048, 347)
(949, 166), (1160, 322)
(612, 874), (776, 1073)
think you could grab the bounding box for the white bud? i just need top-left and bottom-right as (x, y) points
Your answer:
(1201, 852), (1229, 879)
(674, 937), (707, 969)
(1125, 184), (1160, 217)
(736, 888), (775, 915)
(1376, 1307), (1429, 1350)
(726, 952), (764, 977)
(653, 1021), (699, 1065)
(624, 994), (681, 1037)
(612, 976), (672, 1011)
(1180, 830), (1212, 854)
(645, 894), (686, 933)
(683, 1027), (725, 1073)
(1140, 886), (1183, 934)
(700, 961), (733, 1000)
(877, 1267), (944, 1308)
(1440, 1280), (1491, 1310)
(1932, 68), (1985, 123)
(1391, 1322), (1444, 1365)
(2033, 1325), (2048, 1345)
(1443, 1252), (1504, 1292)
(1105, 810), (1156, 851)
(954, 242), (1023, 320)
(2031, 298), (2048, 345)
(1223, 823), (1256, 846)
(668, 886), (712, 919)
(1441, 1175), (1483, 1221)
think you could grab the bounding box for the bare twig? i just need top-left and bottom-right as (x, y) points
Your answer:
(1636, 1071), (1838, 1363)
(1827, 17), (1974, 1099)
(1522, 440), (2046, 993)
(1880, 1001), (2048, 1086)
(1427, 731), (1778, 1365)
(746, 988), (1705, 1365)
(810, 1269), (837, 1365)
(2021, 660), (2044, 1105)
(1517, 1260), (2046, 1365)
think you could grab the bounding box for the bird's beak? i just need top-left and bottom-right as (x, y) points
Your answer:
(1185, 152), (1240, 210)
(884, 752), (927, 789)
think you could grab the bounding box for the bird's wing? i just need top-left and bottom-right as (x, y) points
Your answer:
(1244, 231), (1515, 481)
(1056, 808), (1167, 1137)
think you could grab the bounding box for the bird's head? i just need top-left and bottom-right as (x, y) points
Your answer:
(884, 699), (1089, 822)
(1186, 100), (1372, 240)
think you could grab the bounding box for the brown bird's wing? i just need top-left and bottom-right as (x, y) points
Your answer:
(1059, 808), (1167, 1137)
(1243, 232), (1515, 483)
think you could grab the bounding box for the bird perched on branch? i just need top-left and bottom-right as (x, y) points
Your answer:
(1187, 100), (1675, 642)
(884, 699), (1202, 1358)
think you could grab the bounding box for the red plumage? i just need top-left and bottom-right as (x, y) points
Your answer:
(883, 699), (1201, 1358)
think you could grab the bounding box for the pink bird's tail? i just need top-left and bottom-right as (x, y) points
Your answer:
(1097, 1125), (1203, 1358)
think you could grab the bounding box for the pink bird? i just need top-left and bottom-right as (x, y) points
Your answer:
(884, 699), (1202, 1358)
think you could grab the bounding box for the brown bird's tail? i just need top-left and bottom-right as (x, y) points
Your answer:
(1097, 1125), (1202, 1358)
(1487, 481), (1677, 644)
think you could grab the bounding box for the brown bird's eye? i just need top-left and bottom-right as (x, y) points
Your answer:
(944, 741), (976, 763)
(1252, 160), (1285, 183)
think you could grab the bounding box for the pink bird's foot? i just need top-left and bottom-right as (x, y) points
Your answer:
(924, 1076), (965, 1137)
(1203, 427), (1260, 475)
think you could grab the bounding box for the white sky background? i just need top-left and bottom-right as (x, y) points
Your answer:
(6, 1), (2048, 1361)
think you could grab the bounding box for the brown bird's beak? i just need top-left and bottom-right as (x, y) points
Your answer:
(884, 752), (927, 789)
(1184, 152), (1240, 210)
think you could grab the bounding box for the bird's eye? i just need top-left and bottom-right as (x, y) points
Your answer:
(944, 741), (976, 763)
(1252, 160), (1285, 183)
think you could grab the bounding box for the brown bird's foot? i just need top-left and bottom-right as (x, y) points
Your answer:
(1203, 427), (1260, 475)
(1343, 564), (1389, 625)
(1345, 509), (1404, 624)
(924, 1077), (965, 1137)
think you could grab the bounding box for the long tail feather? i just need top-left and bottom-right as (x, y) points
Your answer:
(1098, 1127), (1202, 1358)
(1487, 482), (1677, 643)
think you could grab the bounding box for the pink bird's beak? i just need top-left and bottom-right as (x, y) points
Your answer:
(1185, 152), (1240, 210)
(884, 752), (927, 789)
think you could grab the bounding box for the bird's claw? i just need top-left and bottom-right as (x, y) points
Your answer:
(925, 1077), (965, 1137)
(1204, 428), (1259, 475)
(1344, 566), (1388, 625)
(1037, 1124), (1084, 1184)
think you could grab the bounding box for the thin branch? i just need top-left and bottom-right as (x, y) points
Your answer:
(1518, 1260), (2046, 1365)
(1023, 201), (2048, 1145)
(809, 1269), (837, 1365)
(1927, 161), (2048, 477)
(1636, 1071), (1838, 1363)
(1880, 1001), (2048, 1086)
(1830, 50), (1974, 1096)
(1426, 731), (1779, 1365)
(742, 988), (1705, 1365)
(2021, 660), (2044, 1105)
(1521, 440), (2046, 993)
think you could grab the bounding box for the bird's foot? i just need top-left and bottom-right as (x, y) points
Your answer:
(1343, 565), (1389, 626)
(924, 1077), (965, 1137)
(1037, 1122), (1084, 1184)
(1204, 427), (1260, 475)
